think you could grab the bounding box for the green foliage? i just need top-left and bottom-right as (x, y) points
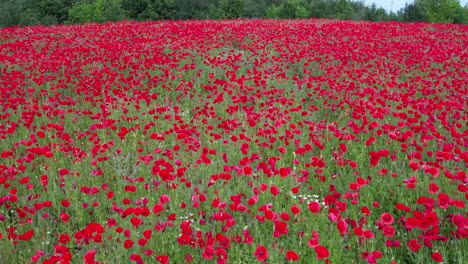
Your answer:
(67, 0), (126, 24)
(295, 6), (308, 18)
(335, 0), (353, 20)
(67, 0), (101, 23)
(400, 2), (427, 22)
(265, 0), (309, 19)
(366, 3), (390, 22)
(416, 0), (461, 23)
(174, 0), (216, 19)
(453, 3), (468, 23)
(18, 7), (44, 26)
(244, 0), (269, 17)
(101, 0), (127, 21)
(265, 4), (281, 18)
(0, 0), (73, 27)
(32, 0), (74, 24)
(140, 0), (177, 20)
(210, 0), (246, 19)
(265, 5), (281, 18)
(122, 0), (148, 19)
(0, 0), (25, 27)
(349, 0), (370, 20)
(307, 0), (336, 18)
(67, 1), (96, 24)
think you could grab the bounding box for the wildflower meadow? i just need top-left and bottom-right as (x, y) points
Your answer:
(0, 19), (467, 263)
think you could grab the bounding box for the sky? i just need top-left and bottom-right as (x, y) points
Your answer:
(363, 0), (468, 13)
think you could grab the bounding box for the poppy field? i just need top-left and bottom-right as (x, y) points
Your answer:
(0, 19), (467, 264)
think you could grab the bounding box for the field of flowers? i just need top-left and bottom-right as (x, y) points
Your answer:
(0, 19), (467, 264)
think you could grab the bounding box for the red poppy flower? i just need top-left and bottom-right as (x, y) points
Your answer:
(308, 201), (321, 213)
(363, 229), (374, 238)
(143, 229), (152, 239)
(83, 250), (96, 263)
(382, 226), (395, 237)
(130, 217), (143, 228)
(61, 200), (70, 207)
(361, 206), (371, 216)
(315, 245), (330, 260)
(59, 234), (70, 244)
(107, 218), (117, 227)
(216, 233), (231, 249)
(202, 246), (214, 259)
(270, 185), (280, 196)
(335, 201), (347, 212)
(431, 252), (443, 262)
(153, 203), (164, 214)
(156, 254), (169, 264)
(369, 151), (381, 167)
(286, 250), (300, 261)
(242, 165), (253, 175)
(337, 220), (348, 236)
(308, 238), (319, 248)
(185, 253), (193, 262)
(124, 239), (134, 249)
(380, 212), (394, 225)
(407, 239), (422, 252)
(60, 213), (70, 223)
(177, 234), (193, 245)
(130, 254), (142, 262)
(135, 238), (146, 247)
(18, 229), (34, 241)
(428, 182), (439, 194)
(273, 220), (289, 237)
(93, 234), (102, 243)
(254, 245), (269, 261)
(159, 194), (171, 204)
(290, 204), (301, 215)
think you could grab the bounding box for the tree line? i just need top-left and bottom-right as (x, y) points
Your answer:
(1, 0), (467, 28)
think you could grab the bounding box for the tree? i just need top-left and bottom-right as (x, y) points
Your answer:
(0, 0), (74, 27)
(349, 0), (369, 20)
(122, 0), (148, 19)
(265, 0), (309, 19)
(100, 0), (126, 21)
(141, 0), (177, 20)
(174, 0), (216, 19)
(67, 0), (100, 23)
(307, 0), (337, 19)
(366, 3), (389, 22)
(244, 0), (269, 18)
(31, 0), (75, 24)
(0, 0), (43, 27)
(210, 0), (246, 19)
(264, 3), (279, 18)
(453, 3), (468, 23)
(416, 0), (461, 23)
(67, 0), (125, 24)
(295, 5), (308, 18)
(335, 0), (353, 20)
(400, 2), (427, 22)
